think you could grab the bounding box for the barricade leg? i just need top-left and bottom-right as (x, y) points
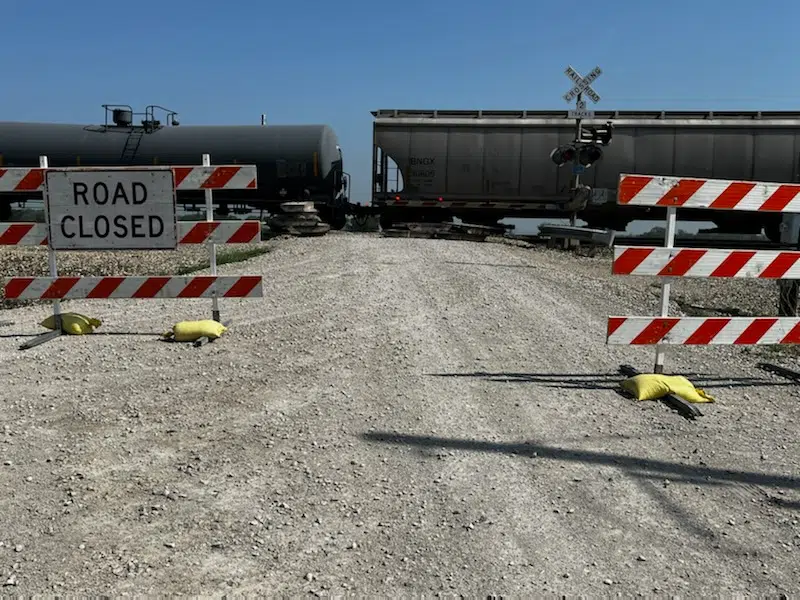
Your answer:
(21, 155), (63, 351)
(778, 213), (800, 316)
(654, 206), (677, 374)
(203, 153), (221, 323)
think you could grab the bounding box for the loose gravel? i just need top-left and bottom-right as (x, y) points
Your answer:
(0, 232), (797, 596)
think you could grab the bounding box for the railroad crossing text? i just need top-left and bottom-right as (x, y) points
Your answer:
(44, 169), (178, 251)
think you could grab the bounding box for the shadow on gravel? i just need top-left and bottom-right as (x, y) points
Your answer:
(0, 331), (164, 339)
(427, 371), (794, 390)
(362, 432), (800, 504)
(444, 261), (538, 269)
(90, 331), (165, 336)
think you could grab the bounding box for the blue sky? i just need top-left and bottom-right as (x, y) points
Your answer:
(3, 0), (799, 232)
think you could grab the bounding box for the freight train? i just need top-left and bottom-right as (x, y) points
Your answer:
(3, 105), (800, 242)
(0, 105), (350, 227)
(370, 109), (800, 242)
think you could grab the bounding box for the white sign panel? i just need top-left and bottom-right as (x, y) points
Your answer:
(568, 110), (595, 119)
(44, 168), (178, 251)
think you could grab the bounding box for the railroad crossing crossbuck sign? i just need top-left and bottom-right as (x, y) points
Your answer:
(564, 65), (602, 119)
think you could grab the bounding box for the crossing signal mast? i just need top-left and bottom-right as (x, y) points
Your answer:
(553, 65), (613, 222)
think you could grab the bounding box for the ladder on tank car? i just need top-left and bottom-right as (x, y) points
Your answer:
(120, 129), (145, 162)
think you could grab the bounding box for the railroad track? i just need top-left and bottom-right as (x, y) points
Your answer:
(614, 235), (797, 250)
(508, 233), (799, 251)
(380, 222), (799, 251)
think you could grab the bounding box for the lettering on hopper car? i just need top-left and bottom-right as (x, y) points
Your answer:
(44, 169), (178, 251)
(408, 157), (437, 182)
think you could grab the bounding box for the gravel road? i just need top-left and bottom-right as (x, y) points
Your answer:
(0, 232), (798, 596)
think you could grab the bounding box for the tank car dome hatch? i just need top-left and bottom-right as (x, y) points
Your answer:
(112, 108), (133, 127)
(100, 104), (180, 131)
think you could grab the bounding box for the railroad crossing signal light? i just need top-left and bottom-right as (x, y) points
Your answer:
(550, 144), (576, 167)
(551, 143), (604, 167)
(578, 144), (603, 166)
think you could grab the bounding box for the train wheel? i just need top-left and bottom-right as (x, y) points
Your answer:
(765, 221), (781, 243)
(329, 210), (347, 231)
(379, 213), (393, 231)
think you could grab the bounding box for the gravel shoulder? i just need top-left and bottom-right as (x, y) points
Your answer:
(0, 232), (798, 596)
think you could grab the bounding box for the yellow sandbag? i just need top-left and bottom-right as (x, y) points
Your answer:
(621, 374), (715, 404)
(621, 374), (671, 400)
(664, 375), (716, 403)
(40, 312), (101, 335)
(163, 319), (227, 342)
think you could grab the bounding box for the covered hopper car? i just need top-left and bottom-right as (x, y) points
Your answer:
(371, 109), (800, 241)
(0, 105), (350, 227)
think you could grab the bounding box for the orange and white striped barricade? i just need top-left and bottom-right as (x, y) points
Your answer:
(607, 173), (800, 374)
(0, 156), (261, 350)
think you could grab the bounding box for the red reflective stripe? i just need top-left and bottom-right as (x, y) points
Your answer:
(42, 277), (80, 299)
(710, 251), (755, 277)
(618, 175), (652, 204)
(200, 166), (239, 188)
(133, 277), (171, 298)
(224, 276), (261, 297)
(86, 277), (125, 298)
(177, 276), (215, 297)
(708, 182), (755, 209)
(759, 252), (800, 279)
(760, 185), (800, 211)
(734, 318), (777, 344)
(0, 224), (34, 245)
(656, 179), (705, 206)
(612, 248), (654, 275)
(181, 222), (219, 244)
(15, 169), (44, 191)
(172, 167), (192, 186)
(630, 318), (680, 344)
(780, 322), (800, 344)
(684, 318), (730, 344)
(606, 317), (627, 337)
(657, 249), (706, 277)
(227, 222), (259, 243)
(3, 277), (34, 299)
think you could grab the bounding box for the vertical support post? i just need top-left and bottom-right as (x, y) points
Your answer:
(41, 155), (62, 332)
(261, 114), (266, 126)
(777, 159), (800, 316)
(778, 214), (800, 316)
(203, 153), (220, 322)
(654, 206), (677, 374)
(570, 92), (583, 228)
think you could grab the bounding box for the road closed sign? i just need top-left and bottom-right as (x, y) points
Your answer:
(44, 168), (178, 250)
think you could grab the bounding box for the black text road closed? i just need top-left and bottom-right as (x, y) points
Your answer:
(44, 168), (178, 250)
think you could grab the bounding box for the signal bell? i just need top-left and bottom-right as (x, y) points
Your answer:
(579, 121), (614, 146)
